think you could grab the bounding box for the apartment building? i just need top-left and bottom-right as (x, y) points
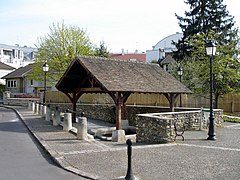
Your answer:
(0, 43), (37, 69)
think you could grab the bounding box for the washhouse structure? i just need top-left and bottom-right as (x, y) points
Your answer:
(55, 56), (192, 130)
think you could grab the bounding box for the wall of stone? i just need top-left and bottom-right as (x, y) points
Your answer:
(47, 103), (171, 125)
(136, 115), (174, 143)
(50, 104), (223, 129)
(136, 109), (223, 143)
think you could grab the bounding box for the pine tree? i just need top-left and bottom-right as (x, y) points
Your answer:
(173, 0), (237, 61)
(171, 0), (240, 108)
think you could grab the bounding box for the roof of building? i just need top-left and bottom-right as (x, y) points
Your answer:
(109, 53), (146, 62)
(152, 32), (183, 52)
(1, 63), (34, 79)
(56, 56), (191, 94)
(160, 55), (175, 65)
(0, 43), (37, 51)
(0, 62), (15, 70)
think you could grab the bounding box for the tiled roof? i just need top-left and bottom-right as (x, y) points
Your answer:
(0, 62), (15, 70)
(160, 55), (175, 65)
(1, 63), (34, 79)
(56, 56), (191, 94)
(109, 53), (146, 62)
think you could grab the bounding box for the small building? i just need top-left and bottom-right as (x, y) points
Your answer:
(109, 49), (146, 62)
(0, 43), (37, 69)
(0, 62), (16, 85)
(158, 55), (176, 73)
(146, 33), (182, 63)
(55, 56), (192, 129)
(1, 63), (42, 96)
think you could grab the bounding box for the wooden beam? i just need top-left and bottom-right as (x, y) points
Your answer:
(108, 91), (132, 130)
(163, 93), (180, 112)
(77, 87), (103, 92)
(62, 91), (83, 123)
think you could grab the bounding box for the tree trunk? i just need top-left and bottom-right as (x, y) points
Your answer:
(214, 93), (219, 109)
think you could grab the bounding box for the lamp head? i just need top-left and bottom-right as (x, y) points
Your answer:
(177, 66), (183, 76)
(205, 41), (216, 56)
(42, 62), (49, 72)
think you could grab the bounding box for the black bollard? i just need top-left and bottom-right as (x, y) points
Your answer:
(80, 112), (85, 117)
(125, 139), (134, 180)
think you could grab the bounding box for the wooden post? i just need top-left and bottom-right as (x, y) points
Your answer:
(163, 93), (179, 112)
(116, 93), (122, 130)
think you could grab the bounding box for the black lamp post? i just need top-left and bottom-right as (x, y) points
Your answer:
(205, 41), (216, 140)
(42, 62), (49, 104)
(177, 67), (183, 107)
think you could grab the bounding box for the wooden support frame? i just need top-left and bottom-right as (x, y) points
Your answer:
(64, 91), (83, 123)
(163, 93), (180, 112)
(108, 92), (131, 130)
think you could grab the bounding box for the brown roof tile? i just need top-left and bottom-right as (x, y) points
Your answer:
(0, 62), (15, 70)
(109, 53), (146, 62)
(56, 56), (192, 94)
(1, 63), (34, 79)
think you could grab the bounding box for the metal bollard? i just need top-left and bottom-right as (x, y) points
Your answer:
(125, 139), (135, 180)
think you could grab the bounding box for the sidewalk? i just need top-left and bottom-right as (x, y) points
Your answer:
(10, 106), (240, 179)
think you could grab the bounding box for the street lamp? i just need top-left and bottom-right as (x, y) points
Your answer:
(205, 41), (216, 140)
(42, 62), (49, 104)
(177, 67), (183, 107)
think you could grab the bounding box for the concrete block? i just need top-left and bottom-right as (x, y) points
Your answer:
(112, 130), (126, 143)
(63, 113), (72, 131)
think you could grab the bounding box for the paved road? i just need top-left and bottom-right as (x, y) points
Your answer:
(0, 107), (85, 180)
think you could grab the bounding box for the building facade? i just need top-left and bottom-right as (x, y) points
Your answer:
(146, 33), (183, 63)
(0, 43), (37, 69)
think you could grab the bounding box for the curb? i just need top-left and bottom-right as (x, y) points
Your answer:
(1, 105), (98, 180)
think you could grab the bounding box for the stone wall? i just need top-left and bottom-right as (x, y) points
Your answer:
(47, 103), (171, 125)
(136, 109), (223, 143)
(136, 115), (174, 143)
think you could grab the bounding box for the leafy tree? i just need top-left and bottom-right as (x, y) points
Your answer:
(171, 0), (240, 108)
(179, 31), (240, 108)
(173, 0), (237, 61)
(30, 22), (94, 83)
(94, 41), (109, 58)
(0, 84), (5, 98)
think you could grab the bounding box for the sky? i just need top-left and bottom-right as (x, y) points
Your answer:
(0, 0), (239, 53)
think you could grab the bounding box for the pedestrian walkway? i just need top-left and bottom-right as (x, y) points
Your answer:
(9, 106), (240, 179)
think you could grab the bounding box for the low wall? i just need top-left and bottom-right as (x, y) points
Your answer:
(48, 103), (171, 125)
(3, 98), (40, 106)
(136, 109), (223, 143)
(3, 91), (40, 106)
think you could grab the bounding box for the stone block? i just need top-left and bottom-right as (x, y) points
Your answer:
(112, 130), (126, 143)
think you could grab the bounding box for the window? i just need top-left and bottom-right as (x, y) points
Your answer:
(7, 80), (17, 88)
(30, 80), (33, 86)
(18, 50), (21, 59)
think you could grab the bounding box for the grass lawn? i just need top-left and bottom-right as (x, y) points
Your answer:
(223, 113), (240, 123)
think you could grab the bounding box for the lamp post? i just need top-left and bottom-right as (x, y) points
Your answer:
(177, 67), (183, 107)
(42, 62), (49, 104)
(205, 41), (216, 140)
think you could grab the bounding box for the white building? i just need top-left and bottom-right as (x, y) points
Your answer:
(0, 43), (37, 69)
(146, 33), (183, 63)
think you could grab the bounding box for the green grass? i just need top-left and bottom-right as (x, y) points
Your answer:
(223, 116), (240, 123)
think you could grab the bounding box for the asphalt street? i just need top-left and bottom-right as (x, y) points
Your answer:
(2, 105), (240, 179)
(0, 107), (85, 180)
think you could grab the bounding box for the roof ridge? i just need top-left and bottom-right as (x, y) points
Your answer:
(78, 55), (146, 64)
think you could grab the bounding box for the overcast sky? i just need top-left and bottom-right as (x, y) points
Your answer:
(0, 0), (239, 53)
